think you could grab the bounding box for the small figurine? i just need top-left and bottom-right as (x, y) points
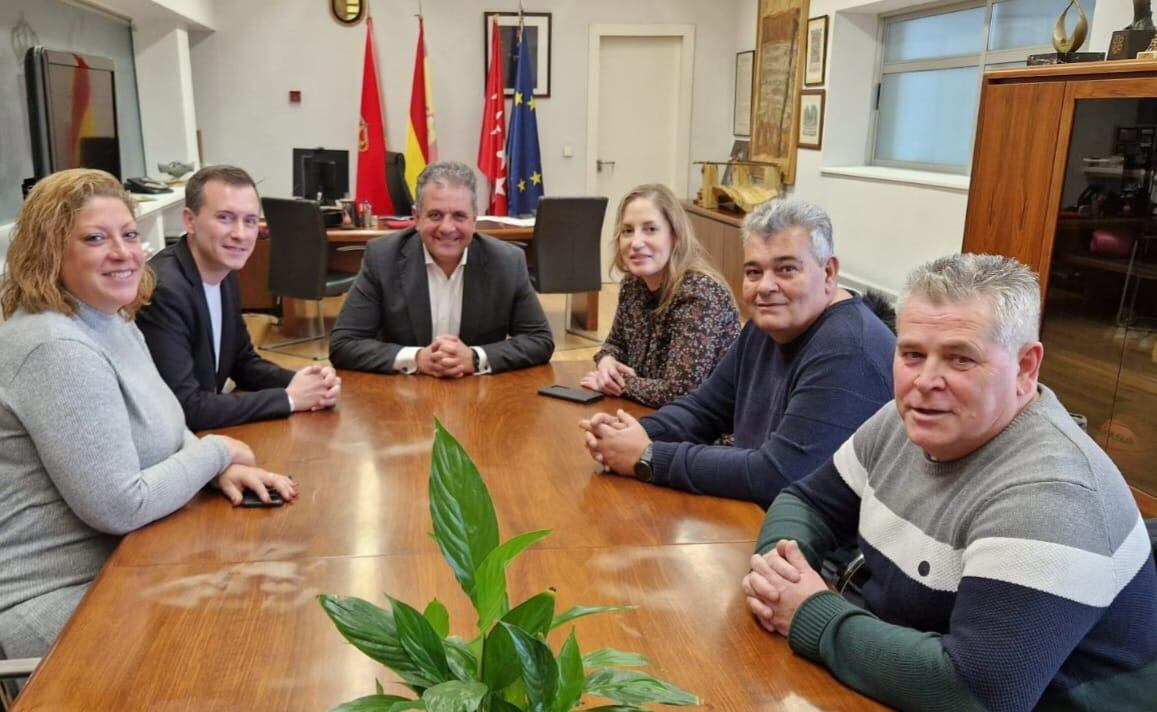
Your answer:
(157, 161), (195, 180)
(1053, 0), (1089, 54)
(1129, 0), (1155, 30)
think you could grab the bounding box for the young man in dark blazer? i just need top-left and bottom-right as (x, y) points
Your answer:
(329, 161), (553, 375)
(137, 165), (340, 430)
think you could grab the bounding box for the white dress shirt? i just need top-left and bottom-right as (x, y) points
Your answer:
(393, 245), (490, 375)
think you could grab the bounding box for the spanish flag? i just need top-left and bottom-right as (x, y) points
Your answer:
(404, 16), (438, 195)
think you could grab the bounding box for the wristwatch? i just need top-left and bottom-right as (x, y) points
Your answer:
(633, 444), (654, 482)
(471, 349), (481, 372)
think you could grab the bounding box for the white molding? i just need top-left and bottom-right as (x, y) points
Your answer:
(822, 165), (970, 192)
(585, 24), (695, 197)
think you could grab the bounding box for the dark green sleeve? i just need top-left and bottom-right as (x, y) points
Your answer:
(788, 593), (983, 712)
(755, 492), (839, 570)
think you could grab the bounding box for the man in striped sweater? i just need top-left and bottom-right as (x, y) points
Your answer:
(743, 253), (1157, 710)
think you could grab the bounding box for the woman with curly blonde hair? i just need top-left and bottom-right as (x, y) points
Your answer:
(581, 184), (740, 406)
(0, 169), (295, 665)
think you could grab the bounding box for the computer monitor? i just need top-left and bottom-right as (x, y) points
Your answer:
(292, 147), (349, 203)
(25, 47), (122, 179)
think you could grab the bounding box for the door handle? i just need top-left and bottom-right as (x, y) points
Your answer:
(596, 159), (616, 173)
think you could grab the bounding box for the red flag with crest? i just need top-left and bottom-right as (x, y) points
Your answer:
(477, 16), (508, 215)
(355, 16), (395, 214)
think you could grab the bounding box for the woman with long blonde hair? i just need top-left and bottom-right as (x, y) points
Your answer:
(581, 184), (740, 406)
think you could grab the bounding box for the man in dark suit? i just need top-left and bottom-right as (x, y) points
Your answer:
(329, 161), (553, 375)
(138, 165), (340, 430)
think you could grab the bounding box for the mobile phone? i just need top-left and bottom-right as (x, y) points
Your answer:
(240, 487), (285, 508)
(538, 384), (605, 404)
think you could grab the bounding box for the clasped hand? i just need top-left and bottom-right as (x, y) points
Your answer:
(741, 539), (829, 636)
(287, 364), (341, 411)
(417, 335), (475, 378)
(578, 409), (650, 476)
(580, 355), (637, 396)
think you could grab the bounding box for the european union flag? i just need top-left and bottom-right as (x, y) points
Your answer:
(505, 26), (543, 216)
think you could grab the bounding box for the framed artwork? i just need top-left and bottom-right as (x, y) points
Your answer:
(483, 12), (552, 97)
(734, 51), (754, 137)
(805, 15), (828, 86)
(750, 0), (809, 184)
(798, 89), (825, 150)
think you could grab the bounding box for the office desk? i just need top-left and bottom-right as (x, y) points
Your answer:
(269, 221), (600, 338)
(13, 363), (881, 711)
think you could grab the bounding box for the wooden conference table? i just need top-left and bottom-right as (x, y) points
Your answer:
(13, 362), (880, 711)
(271, 220), (600, 338)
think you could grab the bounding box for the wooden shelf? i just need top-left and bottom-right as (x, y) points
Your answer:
(1082, 166), (1148, 179)
(1057, 217), (1153, 229)
(1063, 253), (1157, 280)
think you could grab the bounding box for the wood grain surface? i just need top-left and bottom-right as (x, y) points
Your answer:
(14, 362), (884, 711)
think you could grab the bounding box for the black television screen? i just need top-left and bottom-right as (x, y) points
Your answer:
(293, 147), (349, 203)
(25, 47), (121, 179)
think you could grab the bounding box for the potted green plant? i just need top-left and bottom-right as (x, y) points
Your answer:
(319, 420), (699, 711)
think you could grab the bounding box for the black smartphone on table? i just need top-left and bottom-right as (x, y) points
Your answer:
(240, 487), (285, 508)
(538, 384), (605, 404)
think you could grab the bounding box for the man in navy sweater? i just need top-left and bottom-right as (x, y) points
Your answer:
(744, 254), (1157, 710)
(580, 198), (895, 508)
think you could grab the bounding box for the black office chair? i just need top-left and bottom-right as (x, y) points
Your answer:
(521, 196), (608, 341)
(260, 197), (358, 357)
(385, 152), (413, 216)
(526, 196), (608, 293)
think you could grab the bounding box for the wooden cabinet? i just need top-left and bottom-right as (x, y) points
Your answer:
(684, 202), (745, 306)
(963, 61), (1157, 496)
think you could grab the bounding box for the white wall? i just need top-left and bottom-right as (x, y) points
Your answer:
(736, 0), (1136, 297)
(189, 0), (739, 204)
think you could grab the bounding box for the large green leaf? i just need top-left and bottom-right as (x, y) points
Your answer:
(481, 591), (556, 691)
(470, 529), (552, 631)
(423, 599), (450, 639)
(550, 629), (583, 712)
(581, 648), (650, 669)
(429, 420), (500, 596)
(331, 694), (423, 712)
(486, 696), (522, 712)
(500, 622), (559, 712)
(420, 680), (488, 712)
(318, 595), (436, 690)
(443, 637), (479, 682)
(550, 605), (634, 631)
(503, 591), (556, 637)
(391, 596), (452, 684)
(583, 669), (699, 706)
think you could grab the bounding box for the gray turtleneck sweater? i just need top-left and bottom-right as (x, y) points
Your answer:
(0, 305), (231, 659)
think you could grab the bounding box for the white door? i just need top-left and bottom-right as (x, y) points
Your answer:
(587, 26), (694, 282)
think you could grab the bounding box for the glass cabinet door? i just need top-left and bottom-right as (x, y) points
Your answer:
(1042, 98), (1157, 496)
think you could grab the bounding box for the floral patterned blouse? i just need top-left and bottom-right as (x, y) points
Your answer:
(594, 271), (740, 407)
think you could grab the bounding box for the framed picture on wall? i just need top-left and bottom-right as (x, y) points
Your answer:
(750, 0), (808, 184)
(805, 16), (828, 87)
(734, 51), (754, 137)
(483, 12), (552, 97)
(798, 89), (825, 150)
